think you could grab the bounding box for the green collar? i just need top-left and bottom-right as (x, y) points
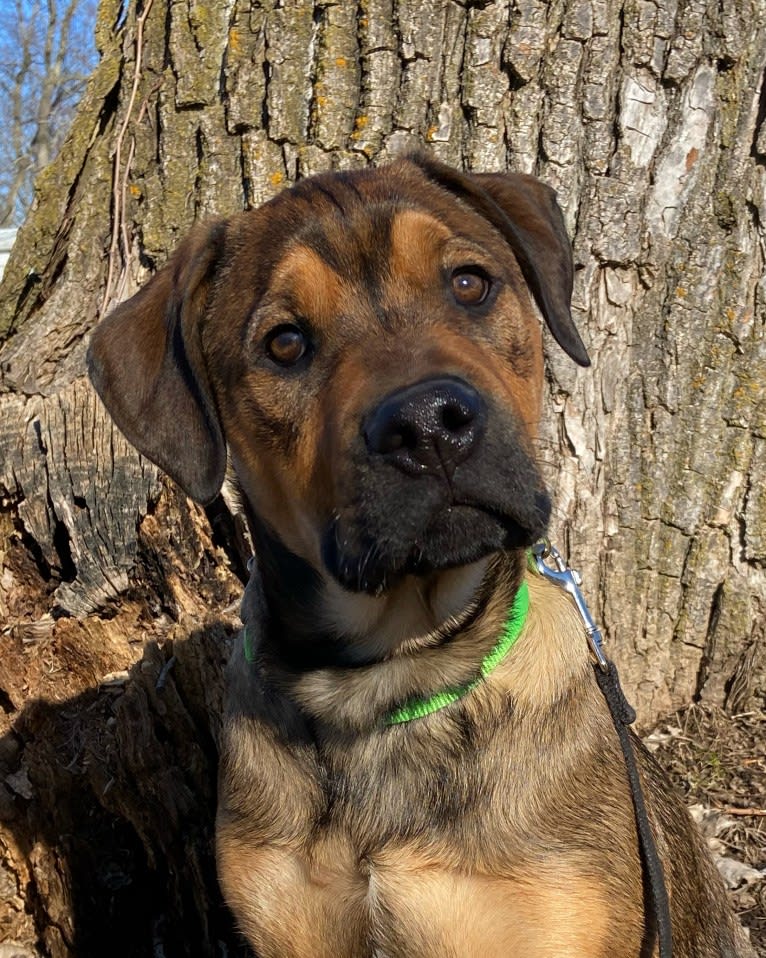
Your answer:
(384, 579), (530, 726)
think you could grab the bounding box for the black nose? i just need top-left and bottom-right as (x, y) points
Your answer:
(363, 377), (486, 476)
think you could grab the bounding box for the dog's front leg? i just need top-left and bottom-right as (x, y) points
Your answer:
(216, 560), (369, 957)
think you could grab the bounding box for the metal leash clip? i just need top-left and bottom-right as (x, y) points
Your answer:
(530, 539), (609, 672)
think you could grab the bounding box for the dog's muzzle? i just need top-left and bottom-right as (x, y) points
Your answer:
(320, 375), (549, 595)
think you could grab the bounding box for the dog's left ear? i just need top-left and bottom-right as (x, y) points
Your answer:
(411, 154), (590, 367)
(87, 220), (228, 503)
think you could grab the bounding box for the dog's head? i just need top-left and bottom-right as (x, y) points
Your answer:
(89, 156), (587, 635)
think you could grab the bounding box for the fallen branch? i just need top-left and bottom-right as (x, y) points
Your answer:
(716, 807), (766, 817)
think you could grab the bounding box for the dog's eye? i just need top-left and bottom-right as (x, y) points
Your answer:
(264, 325), (309, 366)
(451, 269), (491, 306)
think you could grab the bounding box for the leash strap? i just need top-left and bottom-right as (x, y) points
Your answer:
(533, 541), (673, 957)
(594, 660), (673, 958)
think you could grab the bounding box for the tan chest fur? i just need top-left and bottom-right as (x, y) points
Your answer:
(218, 831), (618, 958)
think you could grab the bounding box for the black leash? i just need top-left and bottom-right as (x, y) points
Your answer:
(531, 541), (673, 957)
(595, 660), (673, 958)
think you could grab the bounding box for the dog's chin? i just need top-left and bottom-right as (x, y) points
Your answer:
(321, 501), (549, 595)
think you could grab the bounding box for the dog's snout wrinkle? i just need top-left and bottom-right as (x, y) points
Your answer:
(363, 377), (486, 478)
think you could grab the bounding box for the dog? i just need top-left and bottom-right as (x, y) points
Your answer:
(88, 154), (754, 957)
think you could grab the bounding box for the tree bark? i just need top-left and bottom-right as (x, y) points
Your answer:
(0, 0), (764, 953)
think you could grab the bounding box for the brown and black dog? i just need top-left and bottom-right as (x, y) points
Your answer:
(88, 155), (753, 957)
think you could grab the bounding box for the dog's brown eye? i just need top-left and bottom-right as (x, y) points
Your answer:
(451, 269), (490, 306)
(265, 325), (308, 366)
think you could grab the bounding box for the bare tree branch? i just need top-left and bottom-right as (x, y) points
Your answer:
(0, 0), (97, 226)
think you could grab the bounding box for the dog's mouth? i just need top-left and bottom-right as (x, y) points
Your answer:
(321, 495), (550, 595)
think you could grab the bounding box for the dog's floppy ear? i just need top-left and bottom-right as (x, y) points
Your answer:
(87, 220), (228, 503)
(411, 154), (590, 367)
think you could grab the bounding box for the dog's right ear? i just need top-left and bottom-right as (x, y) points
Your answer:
(410, 153), (590, 367)
(87, 221), (228, 504)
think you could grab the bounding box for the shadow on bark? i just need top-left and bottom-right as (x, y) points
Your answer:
(0, 623), (253, 958)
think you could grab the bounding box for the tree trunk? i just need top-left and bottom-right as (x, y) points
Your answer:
(0, 0), (763, 953)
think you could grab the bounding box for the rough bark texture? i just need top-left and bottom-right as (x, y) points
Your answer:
(0, 0), (763, 954)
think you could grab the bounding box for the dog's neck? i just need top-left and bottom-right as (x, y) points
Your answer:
(244, 514), (511, 669)
(278, 562), (591, 736)
(316, 558), (494, 663)
(237, 524), (574, 733)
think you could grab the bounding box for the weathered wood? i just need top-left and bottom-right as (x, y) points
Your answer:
(0, 0), (764, 952)
(0, 484), (246, 955)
